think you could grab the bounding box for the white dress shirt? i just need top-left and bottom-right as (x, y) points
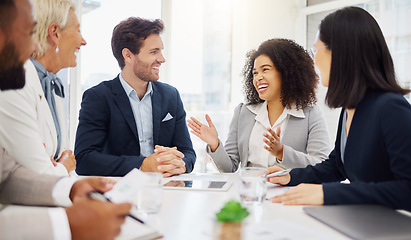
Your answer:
(48, 177), (77, 240)
(246, 101), (305, 167)
(119, 74), (154, 157)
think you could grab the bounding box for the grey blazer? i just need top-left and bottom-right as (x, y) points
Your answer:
(0, 148), (61, 240)
(207, 103), (331, 172)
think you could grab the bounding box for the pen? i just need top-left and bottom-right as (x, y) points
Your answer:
(266, 169), (291, 178)
(88, 192), (145, 224)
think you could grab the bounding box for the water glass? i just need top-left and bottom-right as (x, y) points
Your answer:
(238, 167), (267, 206)
(134, 172), (163, 214)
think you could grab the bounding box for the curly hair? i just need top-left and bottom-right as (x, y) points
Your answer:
(242, 38), (318, 110)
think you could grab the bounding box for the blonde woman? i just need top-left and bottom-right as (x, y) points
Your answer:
(0, 0), (86, 175)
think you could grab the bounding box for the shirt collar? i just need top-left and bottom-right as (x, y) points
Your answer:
(247, 101), (305, 118)
(248, 101), (306, 127)
(30, 58), (48, 79)
(119, 73), (153, 99)
(284, 105), (305, 119)
(253, 101), (270, 127)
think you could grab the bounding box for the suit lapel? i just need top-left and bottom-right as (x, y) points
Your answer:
(239, 104), (255, 168)
(29, 61), (58, 152)
(151, 83), (161, 145)
(40, 88), (58, 143)
(112, 77), (139, 139)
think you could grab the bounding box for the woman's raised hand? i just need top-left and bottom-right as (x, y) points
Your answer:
(263, 127), (284, 160)
(187, 114), (219, 152)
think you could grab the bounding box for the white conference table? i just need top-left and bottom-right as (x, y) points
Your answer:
(1, 173), (349, 240)
(129, 173), (349, 240)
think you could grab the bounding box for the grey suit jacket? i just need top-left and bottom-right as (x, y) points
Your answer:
(208, 103), (331, 172)
(0, 147), (61, 240)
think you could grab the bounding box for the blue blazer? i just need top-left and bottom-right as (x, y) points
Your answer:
(74, 76), (196, 176)
(288, 90), (411, 211)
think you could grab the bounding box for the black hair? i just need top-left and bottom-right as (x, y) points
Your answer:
(0, 0), (16, 33)
(319, 6), (410, 109)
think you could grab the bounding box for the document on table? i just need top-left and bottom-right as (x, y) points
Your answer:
(116, 217), (162, 240)
(266, 182), (292, 199)
(105, 168), (151, 203)
(243, 219), (348, 240)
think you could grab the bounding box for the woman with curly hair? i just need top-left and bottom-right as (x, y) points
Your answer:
(188, 38), (331, 172)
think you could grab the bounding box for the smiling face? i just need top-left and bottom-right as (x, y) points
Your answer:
(252, 54), (282, 102)
(56, 9), (86, 69)
(131, 33), (165, 82)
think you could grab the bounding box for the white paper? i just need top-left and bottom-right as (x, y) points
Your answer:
(116, 217), (162, 240)
(105, 168), (151, 203)
(266, 182), (292, 199)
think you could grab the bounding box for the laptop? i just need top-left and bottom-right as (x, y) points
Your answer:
(303, 205), (411, 240)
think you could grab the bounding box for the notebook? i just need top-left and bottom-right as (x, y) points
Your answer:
(304, 205), (411, 240)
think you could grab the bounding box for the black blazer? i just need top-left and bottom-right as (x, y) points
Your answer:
(289, 90), (411, 211)
(74, 76), (196, 176)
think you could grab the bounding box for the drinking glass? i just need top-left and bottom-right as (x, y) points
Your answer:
(238, 167), (267, 206)
(134, 172), (163, 214)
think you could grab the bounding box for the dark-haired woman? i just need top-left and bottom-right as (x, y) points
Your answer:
(268, 7), (411, 211)
(188, 38), (331, 172)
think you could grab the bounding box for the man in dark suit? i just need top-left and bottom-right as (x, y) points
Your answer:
(75, 17), (196, 176)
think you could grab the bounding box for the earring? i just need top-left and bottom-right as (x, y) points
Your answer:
(56, 46), (59, 53)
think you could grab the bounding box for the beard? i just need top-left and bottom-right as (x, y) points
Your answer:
(0, 41), (25, 91)
(133, 58), (159, 83)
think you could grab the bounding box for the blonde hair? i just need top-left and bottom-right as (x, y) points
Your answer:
(32, 0), (75, 58)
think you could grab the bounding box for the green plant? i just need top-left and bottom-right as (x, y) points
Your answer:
(216, 200), (249, 223)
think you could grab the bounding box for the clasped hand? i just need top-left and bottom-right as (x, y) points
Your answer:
(141, 145), (186, 177)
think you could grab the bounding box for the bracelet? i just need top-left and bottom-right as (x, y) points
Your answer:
(276, 157), (283, 164)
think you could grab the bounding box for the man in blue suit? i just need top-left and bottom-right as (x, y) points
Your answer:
(75, 17), (196, 176)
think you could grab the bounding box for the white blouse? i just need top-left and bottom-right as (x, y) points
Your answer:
(246, 101), (305, 167)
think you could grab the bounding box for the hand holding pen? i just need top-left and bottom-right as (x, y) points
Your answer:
(88, 192), (145, 225)
(266, 165), (291, 186)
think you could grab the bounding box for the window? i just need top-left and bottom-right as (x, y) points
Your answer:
(165, 0), (233, 173)
(80, 0), (162, 91)
(306, 0), (411, 96)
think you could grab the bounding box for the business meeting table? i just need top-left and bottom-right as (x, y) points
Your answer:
(127, 173), (350, 240)
(1, 173), (353, 240)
